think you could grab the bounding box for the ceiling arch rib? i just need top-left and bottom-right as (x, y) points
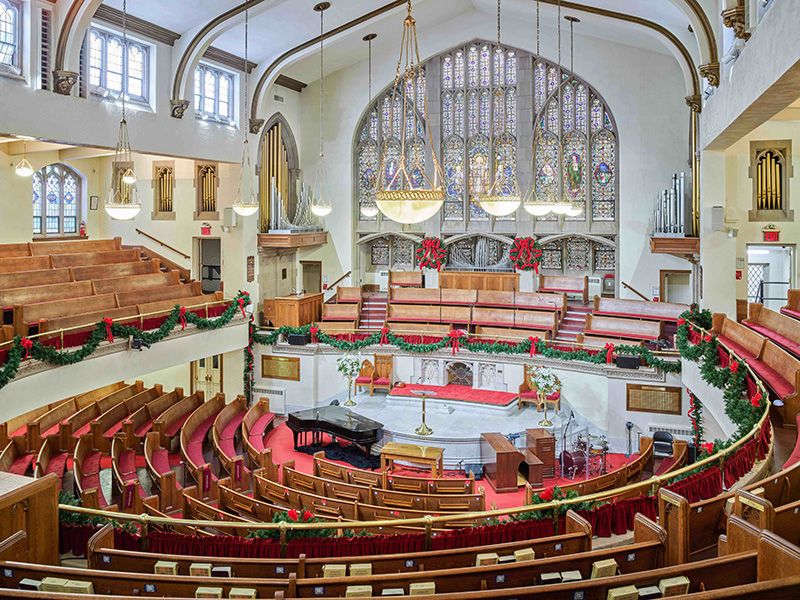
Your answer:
(53, 0), (104, 95)
(665, 0), (720, 86)
(169, 0), (278, 119)
(249, 0), (702, 130)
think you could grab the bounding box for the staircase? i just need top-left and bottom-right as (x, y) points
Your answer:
(359, 292), (388, 330)
(554, 302), (591, 343)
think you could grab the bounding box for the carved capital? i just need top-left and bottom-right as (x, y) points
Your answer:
(722, 6), (750, 40)
(685, 95), (702, 114)
(699, 62), (720, 87)
(52, 70), (78, 95)
(170, 99), (190, 119)
(249, 118), (265, 135)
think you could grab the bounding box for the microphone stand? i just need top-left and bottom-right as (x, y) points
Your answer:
(560, 410), (575, 478)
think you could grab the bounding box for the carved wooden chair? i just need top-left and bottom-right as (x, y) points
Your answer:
(372, 354), (394, 395)
(517, 364), (561, 412)
(354, 360), (374, 396)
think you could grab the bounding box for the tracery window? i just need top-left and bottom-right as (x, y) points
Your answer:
(0, 0), (21, 72)
(533, 57), (617, 222)
(88, 27), (150, 104)
(365, 236), (419, 270)
(32, 164), (82, 237)
(194, 63), (236, 123)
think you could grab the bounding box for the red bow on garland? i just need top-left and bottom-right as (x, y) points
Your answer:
(729, 360), (739, 374)
(380, 326), (389, 345)
(509, 237), (543, 273)
(237, 297), (248, 318)
(179, 306), (188, 330)
(701, 442), (714, 455)
(676, 317), (686, 326)
(448, 329), (463, 355)
(309, 325), (319, 345)
(604, 343), (615, 364)
(20, 337), (32, 360)
(529, 336), (539, 357)
(416, 237), (447, 271)
(102, 318), (114, 343)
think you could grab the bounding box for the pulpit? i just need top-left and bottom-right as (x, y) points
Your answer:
(480, 432), (523, 493)
(271, 292), (323, 327)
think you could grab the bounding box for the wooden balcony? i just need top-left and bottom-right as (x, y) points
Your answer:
(257, 231), (328, 249)
(649, 236), (700, 260)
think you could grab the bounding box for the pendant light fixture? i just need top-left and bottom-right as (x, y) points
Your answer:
(359, 33), (380, 219)
(310, 2), (333, 218)
(105, 0), (140, 220)
(14, 140), (33, 177)
(232, 0), (259, 217)
(562, 14), (583, 218)
(523, 0), (553, 217)
(476, 0), (521, 217)
(549, 0), (572, 216)
(375, 0), (444, 224)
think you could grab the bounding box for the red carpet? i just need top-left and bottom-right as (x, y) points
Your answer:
(388, 384), (518, 407)
(263, 423), (636, 510)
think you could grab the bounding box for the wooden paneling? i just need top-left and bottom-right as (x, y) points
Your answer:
(626, 384), (682, 415)
(0, 472), (59, 565)
(257, 232), (328, 248)
(439, 271), (519, 291)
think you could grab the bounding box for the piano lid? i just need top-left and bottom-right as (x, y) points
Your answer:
(288, 406), (384, 433)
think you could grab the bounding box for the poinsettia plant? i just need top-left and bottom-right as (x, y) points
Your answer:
(528, 366), (561, 395)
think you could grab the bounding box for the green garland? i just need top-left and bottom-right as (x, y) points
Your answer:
(0, 292), (250, 392)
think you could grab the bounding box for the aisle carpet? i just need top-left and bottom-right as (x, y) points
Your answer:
(388, 384), (518, 406)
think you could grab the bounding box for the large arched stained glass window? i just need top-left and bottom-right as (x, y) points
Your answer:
(32, 164), (82, 236)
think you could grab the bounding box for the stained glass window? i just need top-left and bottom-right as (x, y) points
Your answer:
(541, 242), (563, 270)
(194, 63), (236, 123)
(593, 243), (616, 271)
(566, 237), (590, 271)
(357, 141), (379, 221)
(443, 136), (465, 222)
(32, 164), (82, 237)
(591, 129), (616, 221)
(88, 27), (150, 103)
(370, 239), (389, 266)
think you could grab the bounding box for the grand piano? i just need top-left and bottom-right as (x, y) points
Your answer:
(287, 406), (384, 456)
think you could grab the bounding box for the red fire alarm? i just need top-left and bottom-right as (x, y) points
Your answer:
(736, 270), (742, 280)
(200, 222), (212, 236)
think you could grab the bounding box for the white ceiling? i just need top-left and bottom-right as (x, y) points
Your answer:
(101, 0), (705, 83)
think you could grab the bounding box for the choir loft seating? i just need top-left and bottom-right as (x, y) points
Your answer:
(0, 238), (225, 339)
(745, 303), (800, 358)
(781, 289), (800, 321)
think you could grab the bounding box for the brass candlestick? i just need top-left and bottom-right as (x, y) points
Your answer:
(344, 375), (357, 406)
(538, 391), (553, 427)
(415, 396), (433, 436)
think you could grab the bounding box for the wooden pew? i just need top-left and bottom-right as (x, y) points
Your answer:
(242, 398), (275, 470)
(137, 291), (225, 315)
(180, 393), (226, 497)
(0, 242), (31, 258)
(121, 388), (185, 449)
(476, 290), (567, 318)
(153, 391), (205, 449)
(539, 274), (589, 303)
(92, 270), (182, 294)
(0, 267), (72, 290)
(322, 303), (360, 321)
(389, 287), (442, 304)
(212, 395), (249, 487)
(0, 255), (51, 273)
(745, 303), (800, 357)
(49, 248), (140, 268)
(43, 306), (139, 334)
(70, 259), (161, 281)
(748, 341), (800, 428)
(584, 314), (663, 341)
(73, 433), (115, 508)
(336, 286), (362, 303)
(440, 289), (478, 305)
(781, 289), (800, 321)
(87, 510), (593, 579)
(471, 307), (558, 334)
(319, 320), (357, 333)
(712, 314), (767, 359)
(576, 333), (644, 348)
(110, 434), (159, 514)
(0, 395), (78, 451)
(34, 436), (69, 487)
(90, 385), (163, 453)
(390, 323), (452, 336)
(62, 382), (144, 451)
(389, 270), (423, 287)
(143, 432), (182, 512)
(0, 439), (34, 476)
(0, 325), (13, 343)
(593, 296), (688, 322)
(387, 304), (471, 324)
(116, 281), (202, 308)
(13, 292), (119, 336)
(218, 478), (282, 523)
(0, 281), (93, 313)
(29, 237), (121, 255)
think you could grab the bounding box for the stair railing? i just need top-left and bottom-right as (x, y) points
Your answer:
(324, 270), (352, 303)
(621, 281), (651, 302)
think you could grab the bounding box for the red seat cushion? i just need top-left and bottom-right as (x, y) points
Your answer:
(221, 413), (244, 441)
(745, 358), (795, 398)
(189, 414), (218, 444)
(74, 422), (92, 437)
(45, 453), (69, 480)
(165, 413), (190, 437)
(151, 448), (171, 475)
(42, 423), (61, 438)
(249, 413), (274, 439)
(135, 420), (153, 437)
(374, 377), (390, 385)
(519, 391), (538, 399)
(355, 376), (372, 384)
(218, 438), (236, 458)
(10, 425), (26, 438)
(118, 450), (137, 478)
(103, 419), (126, 439)
(82, 451), (102, 475)
(9, 454), (34, 475)
(744, 322), (800, 357)
(185, 440), (205, 465)
(717, 335), (758, 360)
(781, 307), (800, 321)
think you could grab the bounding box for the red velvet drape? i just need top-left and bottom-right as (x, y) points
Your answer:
(664, 466), (723, 503)
(59, 524), (140, 556)
(576, 496), (657, 537)
(724, 438), (758, 488)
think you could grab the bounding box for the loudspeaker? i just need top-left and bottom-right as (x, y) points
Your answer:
(287, 333), (310, 346)
(687, 442), (697, 464)
(463, 464), (483, 480)
(615, 355), (640, 370)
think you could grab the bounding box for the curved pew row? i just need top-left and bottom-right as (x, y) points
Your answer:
(88, 511), (594, 578)
(152, 391), (205, 449)
(179, 393), (226, 498)
(242, 398), (276, 469)
(121, 387), (185, 449)
(143, 432), (182, 513)
(212, 395), (249, 488)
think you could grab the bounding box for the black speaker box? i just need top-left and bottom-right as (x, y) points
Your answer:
(288, 333), (310, 346)
(615, 355), (640, 370)
(687, 442), (697, 464)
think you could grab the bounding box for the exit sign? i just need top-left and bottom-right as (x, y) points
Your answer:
(763, 229), (780, 242)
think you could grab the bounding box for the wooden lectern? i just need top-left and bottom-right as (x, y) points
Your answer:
(267, 293), (324, 328)
(480, 432), (523, 493)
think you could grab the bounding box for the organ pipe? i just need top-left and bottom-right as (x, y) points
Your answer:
(652, 172), (689, 236)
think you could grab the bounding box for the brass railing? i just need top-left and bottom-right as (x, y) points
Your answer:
(135, 229), (191, 261)
(59, 320), (769, 534)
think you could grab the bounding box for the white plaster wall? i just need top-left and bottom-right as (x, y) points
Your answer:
(291, 11), (692, 297)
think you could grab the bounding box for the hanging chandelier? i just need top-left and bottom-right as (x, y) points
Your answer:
(359, 33), (380, 219)
(232, 0), (259, 217)
(375, 0), (444, 224)
(310, 2), (333, 218)
(476, 0), (521, 217)
(105, 0), (140, 220)
(14, 140), (33, 177)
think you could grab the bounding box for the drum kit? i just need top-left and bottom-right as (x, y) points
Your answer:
(559, 433), (609, 479)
